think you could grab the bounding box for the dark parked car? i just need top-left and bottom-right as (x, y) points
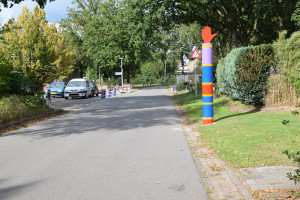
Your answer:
(90, 81), (99, 97)
(45, 82), (66, 98)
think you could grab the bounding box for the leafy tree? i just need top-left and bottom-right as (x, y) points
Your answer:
(164, 23), (202, 73)
(51, 27), (74, 81)
(62, 0), (160, 83)
(141, 61), (163, 78)
(134, 0), (298, 50)
(0, 52), (12, 96)
(0, 6), (74, 91)
(292, 1), (300, 27)
(60, 0), (99, 78)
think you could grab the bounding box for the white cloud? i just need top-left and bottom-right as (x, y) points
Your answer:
(0, 1), (37, 25)
(0, 0), (73, 26)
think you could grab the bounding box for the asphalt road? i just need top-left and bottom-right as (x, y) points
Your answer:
(0, 86), (208, 200)
(47, 94), (102, 111)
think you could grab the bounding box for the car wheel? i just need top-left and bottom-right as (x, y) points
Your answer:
(53, 96), (56, 98)
(96, 93), (99, 96)
(91, 90), (94, 97)
(83, 94), (87, 99)
(65, 97), (68, 100)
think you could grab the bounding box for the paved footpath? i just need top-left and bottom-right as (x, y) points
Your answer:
(0, 86), (208, 200)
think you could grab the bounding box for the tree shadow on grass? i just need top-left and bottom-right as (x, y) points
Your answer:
(174, 92), (263, 123)
(213, 98), (262, 122)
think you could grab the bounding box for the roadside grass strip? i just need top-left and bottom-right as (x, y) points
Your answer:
(173, 93), (300, 168)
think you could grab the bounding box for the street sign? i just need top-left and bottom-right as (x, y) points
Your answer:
(115, 72), (122, 75)
(190, 49), (201, 58)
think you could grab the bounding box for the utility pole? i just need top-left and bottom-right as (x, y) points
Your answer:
(98, 65), (101, 85)
(164, 60), (166, 85)
(120, 58), (124, 86)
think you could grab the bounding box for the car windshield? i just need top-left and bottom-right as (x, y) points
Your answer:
(67, 81), (85, 87)
(49, 83), (64, 88)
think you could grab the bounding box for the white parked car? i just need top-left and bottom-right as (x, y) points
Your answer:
(64, 78), (93, 99)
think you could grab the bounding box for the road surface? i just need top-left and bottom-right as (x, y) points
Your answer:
(0, 86), (208, 200)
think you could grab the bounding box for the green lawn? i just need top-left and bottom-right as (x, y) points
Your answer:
(173, 92), (300, 168)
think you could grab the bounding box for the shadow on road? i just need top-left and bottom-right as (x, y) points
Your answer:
(0, 179), (43, 200)
(2, 87), (177, 139)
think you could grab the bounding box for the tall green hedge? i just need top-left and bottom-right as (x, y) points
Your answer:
(216, 44), (274, 105)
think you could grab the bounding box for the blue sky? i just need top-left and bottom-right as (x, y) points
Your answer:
(0, 0), (73, 25)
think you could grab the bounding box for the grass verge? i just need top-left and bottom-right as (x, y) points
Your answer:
(0, 109), (66, 136)
(173, 92), (300, 168)
(0, 95), (59, 135)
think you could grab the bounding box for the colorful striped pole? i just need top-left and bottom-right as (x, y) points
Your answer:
(108, 88), (111, 98)
(201, 26), (217, 125)
(113, 87), (116, 96)
(101, 90), (104, 99)
(202, 43), (213, 125)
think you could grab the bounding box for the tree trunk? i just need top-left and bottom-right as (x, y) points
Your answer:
(228, 32), (232, 52)
(127, 68), (130, 84)
(232, 30), (240, 48)
(217, 31), (224, 57)
(181, 52), (184, 74)
(79, 63), (84, 78)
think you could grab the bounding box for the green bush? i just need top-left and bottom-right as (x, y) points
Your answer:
(102, 77), (121, 87)
(132, 74), (177, 86)
(0, 95), (52, 125)
(216, 44), (274, 105)
(177, 82), (188, 90)
(282, 150), (300, 184)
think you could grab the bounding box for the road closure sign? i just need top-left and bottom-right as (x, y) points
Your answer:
(115, 72), (122, 75)
(190, 49), (201, 58)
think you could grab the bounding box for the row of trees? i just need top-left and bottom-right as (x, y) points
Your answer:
(0, 6), (73, 95)
(59, 0), (299, 84)
(0, 0), (299, 96)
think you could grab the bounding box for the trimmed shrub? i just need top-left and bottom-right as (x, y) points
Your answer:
(216, 44), (274, 105)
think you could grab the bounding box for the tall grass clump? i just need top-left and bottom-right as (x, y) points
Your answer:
(0, 95), (52, 125)
(265, 31), (300, 106)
